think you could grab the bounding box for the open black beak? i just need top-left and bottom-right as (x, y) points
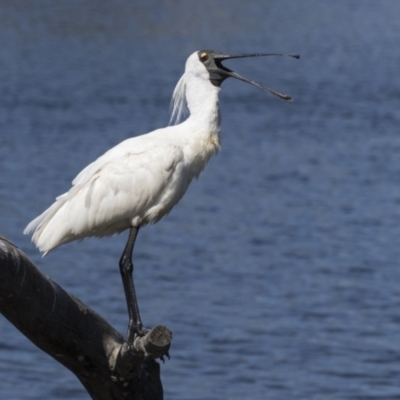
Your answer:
(199, 50), (299, 102)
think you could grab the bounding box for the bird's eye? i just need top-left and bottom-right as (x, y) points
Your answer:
(200, 52), (208, 62)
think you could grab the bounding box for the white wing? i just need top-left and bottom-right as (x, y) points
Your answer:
(24, 133), (186, 254)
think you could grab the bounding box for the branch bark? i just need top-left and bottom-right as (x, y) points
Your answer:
(0, 236), (172, 400)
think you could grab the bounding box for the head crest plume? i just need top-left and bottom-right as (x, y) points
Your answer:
(169, 73), (189, 125)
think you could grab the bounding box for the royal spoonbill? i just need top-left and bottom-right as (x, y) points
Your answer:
(25, 50), (299, 342)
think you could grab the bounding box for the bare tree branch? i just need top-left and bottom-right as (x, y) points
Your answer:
(0, 236), (172, 400)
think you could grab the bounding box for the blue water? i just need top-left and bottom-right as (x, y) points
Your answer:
(1, 1), (400, 399)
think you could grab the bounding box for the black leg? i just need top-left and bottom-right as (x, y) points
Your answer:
(119, 226), (148, 343)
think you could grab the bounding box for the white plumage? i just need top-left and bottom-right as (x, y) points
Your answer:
(24, 49), (297, 338)
(25, 52), (221, 254)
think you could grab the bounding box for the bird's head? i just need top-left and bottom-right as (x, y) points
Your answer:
(170, 50), (299, 125)
(195, 50), (299, 101)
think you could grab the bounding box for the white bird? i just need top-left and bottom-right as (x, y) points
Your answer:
(24, 50), (298, 341)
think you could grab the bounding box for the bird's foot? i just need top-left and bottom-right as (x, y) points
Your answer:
(126, 323), (151, 343)
(135, 326), (151, 337)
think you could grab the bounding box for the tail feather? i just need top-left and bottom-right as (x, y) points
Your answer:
(24, 193), (70, 254)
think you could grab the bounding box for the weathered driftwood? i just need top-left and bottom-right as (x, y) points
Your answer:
(0, 236), (172, 400)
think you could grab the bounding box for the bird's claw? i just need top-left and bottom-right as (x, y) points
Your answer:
(136, 326), (151, 337)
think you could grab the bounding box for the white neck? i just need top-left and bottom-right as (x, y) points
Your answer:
(170, 52), (222, 133)
(184, 78), (221, 160)
(167, 56), (223, 177)
(185, 77), (220, 123)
